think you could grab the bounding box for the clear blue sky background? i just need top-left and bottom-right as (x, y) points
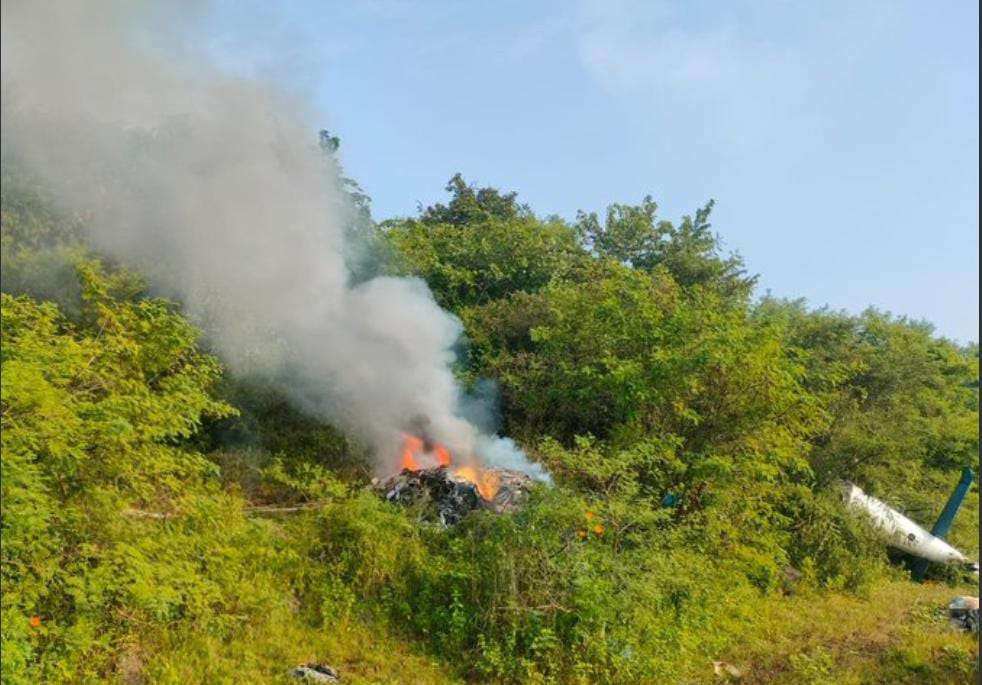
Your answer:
(204, 1), (979, 343)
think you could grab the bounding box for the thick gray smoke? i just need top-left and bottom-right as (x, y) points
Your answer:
(1, 1), (548, 480)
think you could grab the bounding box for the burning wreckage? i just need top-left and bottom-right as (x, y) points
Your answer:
(372, 433), (535, 526)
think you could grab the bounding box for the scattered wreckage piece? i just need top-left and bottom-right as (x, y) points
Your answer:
(948, 596), (979, 634)
(842, 482), (968, 564)
(712, 660), (742, 680)
(374, 466), (533, 526)
(290, 663), (340, 683)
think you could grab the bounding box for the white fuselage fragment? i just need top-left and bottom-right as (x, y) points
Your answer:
(843, 483), (967, 564)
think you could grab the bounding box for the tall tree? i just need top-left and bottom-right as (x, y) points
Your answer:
(383, 175), (585, 310)
(577, 196), (756, 298)
(419, 173), (529, 226)
(318, 129), (372, 232)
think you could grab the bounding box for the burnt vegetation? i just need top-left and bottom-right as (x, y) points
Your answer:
(2, 162), (979, 683)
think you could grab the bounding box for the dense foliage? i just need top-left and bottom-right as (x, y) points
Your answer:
(1, 170), (978, 683)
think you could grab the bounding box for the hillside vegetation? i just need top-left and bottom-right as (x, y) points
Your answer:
(1, 167), (978, 684)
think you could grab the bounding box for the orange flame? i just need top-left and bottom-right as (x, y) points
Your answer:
(454, 465), (501, 501)
(398, 433), (500, 500)
(401, 434), (423, 471)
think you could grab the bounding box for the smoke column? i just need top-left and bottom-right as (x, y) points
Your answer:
(0, 0), (548, 480)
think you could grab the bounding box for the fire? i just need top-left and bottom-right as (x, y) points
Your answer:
(453, 465), (501, 501)
(401, 434), (423, 471)
(398, 433), (501, 500)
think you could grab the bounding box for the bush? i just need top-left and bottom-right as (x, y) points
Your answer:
(0, 260), (287, 682)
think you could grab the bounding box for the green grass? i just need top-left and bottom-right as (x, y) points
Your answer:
(140, 617), (460, 684)
(129, 571), (978, 684)
(686, 579), (979, 684)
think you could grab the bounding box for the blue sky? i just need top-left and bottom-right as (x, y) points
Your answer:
(204, 1), (979, 342)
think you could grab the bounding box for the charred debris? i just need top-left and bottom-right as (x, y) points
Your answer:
(373, 466), (533, 526)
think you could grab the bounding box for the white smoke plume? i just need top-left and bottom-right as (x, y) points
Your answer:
(0, 0), (549, 480)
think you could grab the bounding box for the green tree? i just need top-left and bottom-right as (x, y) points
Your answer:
(0, 260), (263, 681)
(318, 129), (372, 233)
(756, 300), (979, 485)
(577, 197), (756, 298)
(463, 262), (820, 488)
(419, 172), (528, 226)
(382, 176), (586, 311)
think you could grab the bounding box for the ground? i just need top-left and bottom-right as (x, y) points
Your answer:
(690, 578), (980, 684)
(141, 574), (977, 684)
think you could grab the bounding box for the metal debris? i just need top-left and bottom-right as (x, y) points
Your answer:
(842, 483), (968, 565)
(948, 596), (979, 633)
(290, 663), (340, 683)
(712, 660), (742, 680)
(374, 466), (533, 526)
